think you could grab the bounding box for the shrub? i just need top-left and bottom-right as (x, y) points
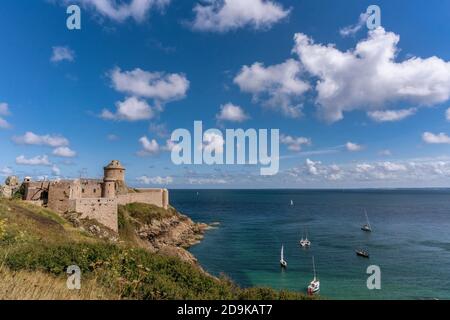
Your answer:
(119, 203), (176, 225)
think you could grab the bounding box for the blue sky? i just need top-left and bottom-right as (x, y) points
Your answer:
(2, 0), (450, 188)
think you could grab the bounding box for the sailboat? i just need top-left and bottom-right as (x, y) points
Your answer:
(290, 200), (294, 206)
(361, 209), (372, 232)
(307, 256), (320, 295)
(299, 228), (311, 248)
(356, 248), (370, 258)
(280, 245), (287, 268)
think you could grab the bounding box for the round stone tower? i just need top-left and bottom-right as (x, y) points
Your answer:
(102, 160), (125, 198)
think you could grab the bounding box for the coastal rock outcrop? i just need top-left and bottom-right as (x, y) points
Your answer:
(118, 203), (211, 265)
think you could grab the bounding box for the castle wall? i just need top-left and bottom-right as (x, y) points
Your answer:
(19, 161), (170, 234)
(69, 198), (118, 232)
(80, 179), (103, 198)
(23, 181), (50, 201)
(47, 180), (83, 213)
(116, 189), (169, 209)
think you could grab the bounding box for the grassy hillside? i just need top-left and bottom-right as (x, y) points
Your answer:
(0, 199), (312, 300)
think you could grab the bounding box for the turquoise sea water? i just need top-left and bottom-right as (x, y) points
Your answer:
(171, 189), (450, 300)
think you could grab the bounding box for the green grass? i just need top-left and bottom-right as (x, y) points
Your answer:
(2, 242), (311, 300)
(120, 203), (177, 224)
(0, 199), (313, 300)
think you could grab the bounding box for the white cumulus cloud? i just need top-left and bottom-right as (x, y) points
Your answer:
(75, 0), (170, 22)
(191, 0), (290, 32)
(367, 108), (417, 122)
(339, 12), (369, 37)
(422, 132), (450, 144)
(51, 165), (61, 176)
(52, 147), (77, 158)
(51, 46), (75, 63)
(346, 142), (363, 152)
(110, 67), (189, 102)
(287, 157), (450, 185)
(234, 59), (309, 118)
(305, 158), (320, 175)
(293, 28), (450, 122)
(16, 155), (52, 166)
(138, 136), (160, 155)
(101, 97), (154, 121)
(280, 134), (311, 152)
(102, 68), (189, 121)
(216, 103), (249, 122)
(12, 132), (69, 147)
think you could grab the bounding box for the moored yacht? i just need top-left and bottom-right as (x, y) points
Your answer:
(280, 245), (287, 268)
(299, 229), (311, 248)
(356, 249), (370, 258)
(307, 256), (320, 295)
(361, 209), (372, 232)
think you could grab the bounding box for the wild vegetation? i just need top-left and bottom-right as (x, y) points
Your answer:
(0, 198), (312, 300)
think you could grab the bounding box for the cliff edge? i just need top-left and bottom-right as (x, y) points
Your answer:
(0, 198), (312, 300)
(117, 203), (210, 265)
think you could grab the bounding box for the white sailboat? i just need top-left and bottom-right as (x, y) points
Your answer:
(299, 228), (311, 248)
(361, 209), (372, 232)
(307, 256), (320, 295)
(280, 245), (287, 268)
(290, 200), (294, 206)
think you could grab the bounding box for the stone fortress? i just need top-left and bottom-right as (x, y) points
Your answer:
(0, 160), (169, 232)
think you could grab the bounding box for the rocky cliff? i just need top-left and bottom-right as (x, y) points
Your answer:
(0, 198), (311, 300)
(117, 203), (211, 266)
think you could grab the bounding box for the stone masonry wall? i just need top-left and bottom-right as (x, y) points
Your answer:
(116, 189), (169, 209)
(69, 198), (118, 232)
(47, 181), (79, 214)
(80, 179), (103, 198)
(23, 181), (50, 201)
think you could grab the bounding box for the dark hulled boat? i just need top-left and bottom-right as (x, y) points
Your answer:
(356, 249), (370, 258)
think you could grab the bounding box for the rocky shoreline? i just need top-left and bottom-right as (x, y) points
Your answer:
(66, 203), (215, 268)
(132, 211), (214, 266)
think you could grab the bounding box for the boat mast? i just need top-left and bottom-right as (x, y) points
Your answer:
(312, 256), (317, 280)
(365, 209), (371, 229)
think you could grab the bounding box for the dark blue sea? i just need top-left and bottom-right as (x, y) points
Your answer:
(171, 189), (450, 300)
